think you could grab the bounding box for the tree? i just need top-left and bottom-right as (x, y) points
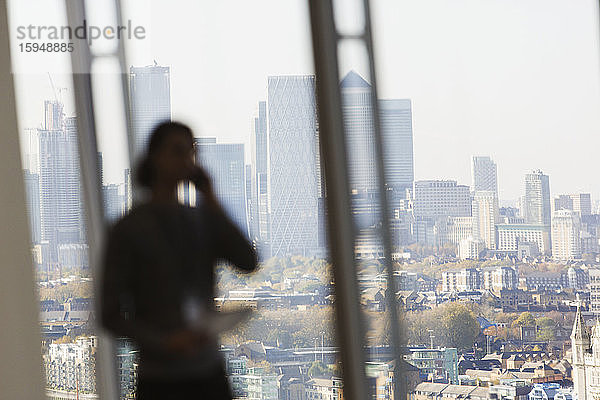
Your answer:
(308, 361), (331, 378)
(536, 317), (557, 341)
(437, 303), (480, 351)
(512, 312), (536, 328)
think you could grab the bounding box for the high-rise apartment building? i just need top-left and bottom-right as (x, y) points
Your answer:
(267, 75), (320, 257)
(471, 156), (498, 195)
(340, 71), (414, 197)
(472, 190), (499, 250)
(129, 64), (171, 159)
(552, 209), (582, 261)
(524, 170), (551, 225)
(195, 139), (248, 236)
(413, 180), (471, 221)
(39, 106), (84, 264)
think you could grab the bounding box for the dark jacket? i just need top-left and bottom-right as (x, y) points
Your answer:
(100, 202), (257, 379)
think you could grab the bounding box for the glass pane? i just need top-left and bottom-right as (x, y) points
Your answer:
(7, 0), (98, 398)
(371, 0), (600, 399)
(118, 1), (337, 399)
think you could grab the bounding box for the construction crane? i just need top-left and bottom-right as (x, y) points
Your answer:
(47, 72), (66, 104)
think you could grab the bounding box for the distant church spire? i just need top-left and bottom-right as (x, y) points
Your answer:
(572, 294), (590, 341)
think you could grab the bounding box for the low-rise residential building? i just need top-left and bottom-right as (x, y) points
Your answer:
(522, 273), (568, 291)
(411, 383), (489, 400)
(405, 347), (459, 384)
(230, 371), (278, 400)
(442, 268), (481, 292)
(306, 377), (343, 400)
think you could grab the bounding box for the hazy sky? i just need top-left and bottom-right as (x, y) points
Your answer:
(9, 0), (600, 204)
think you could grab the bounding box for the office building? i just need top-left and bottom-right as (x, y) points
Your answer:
(340, 71), (414, 197)
(102, 184), (124, 223)
(552, 209), (582, 261)
(433, 216), (473, 247)
(472, 190), (499, 250)
(496, 224), (551, 255)
(553, 193), (592, 218)
(524, 170), (551, 225)
(379, 99), (414, 196)
(571, 193), (592, 217)
(267, 75), (320, 257)
(129, 64), (171, 159)
(471, 156), (497, 195)
(553, 195), (573, 213)
(195, 138), (248, 235)
(23, 170), (41, 243)
(413, 180), (471, 221)
(250, 101), (269, 249)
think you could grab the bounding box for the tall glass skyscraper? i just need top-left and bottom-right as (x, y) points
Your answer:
(129, 64), (171, 160)
(38, 105), (84, 264)
(267, 75), (319, 257)
(195, 138), (248, 236)
(250, 101), (269, 251)
(471, 156), (498, 195)
(525, 170), (551, 225)
(340, 71), (414, 198)
(23, 170), (41, 244)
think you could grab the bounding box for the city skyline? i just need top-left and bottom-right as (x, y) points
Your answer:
(12, 0), (600, 202)
(21, 90), (600, 213)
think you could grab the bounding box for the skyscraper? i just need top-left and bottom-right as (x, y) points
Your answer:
(23, 170), (41, 244)
(39, 107), (84, 263)
(129, 64), (171, 159)
(103, 184), (124, 223)
(340, 71), (414, 197)
(267, 75), (319, 257)
(472, 190), (499, 250)
(195, 138), (248, 236)
(471, 156), (497, 195)
(571, 193), (592, 217)
(379, 99), (414, 196)
(250, 101), (269, 248)
(524, 170), (551, 225)
(552, 209), (582, 260)
(553, 194), (573, 213)
(553, 193), (591, 217)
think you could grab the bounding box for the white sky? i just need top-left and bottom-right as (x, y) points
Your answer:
(8, 0), (600, 204)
